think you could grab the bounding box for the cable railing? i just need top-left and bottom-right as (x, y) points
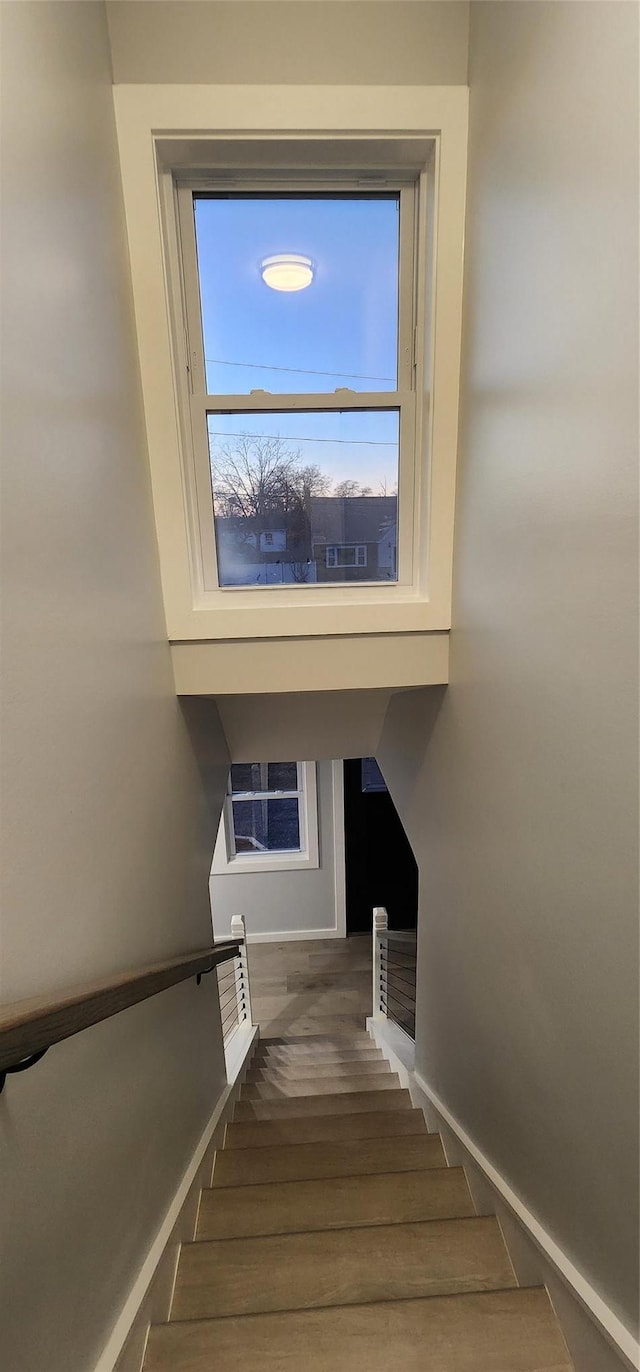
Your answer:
(216, 914), (253, 1053)
(0, 932), (249, 1094)
(372, 906), (417, 1041)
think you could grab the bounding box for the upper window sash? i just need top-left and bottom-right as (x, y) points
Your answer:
(177, 180), (417, 407)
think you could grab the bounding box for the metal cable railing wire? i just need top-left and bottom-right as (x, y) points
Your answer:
(375, 913), (417, 1042)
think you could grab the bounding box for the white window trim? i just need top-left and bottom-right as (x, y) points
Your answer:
(212, 760), (319, 875)
(112, 85), (468, 642)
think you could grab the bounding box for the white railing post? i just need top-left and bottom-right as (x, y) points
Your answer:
(373, 906), (388, 1021)
(230, 914), (253, 1027)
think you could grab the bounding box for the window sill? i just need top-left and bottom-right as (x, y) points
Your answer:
(212, 851), (319, 876)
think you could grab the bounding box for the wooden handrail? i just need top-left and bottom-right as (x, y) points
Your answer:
(0, 942), (241, 1075)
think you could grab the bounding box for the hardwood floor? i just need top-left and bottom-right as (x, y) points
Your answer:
(246, 934), (372, 1037)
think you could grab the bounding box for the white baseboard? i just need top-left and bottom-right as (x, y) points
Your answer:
(412, 1068), (639, 1372)
(367, 1015), (415, 1083)
(94, 1022), (258, 1372)
(368, 1015), (638, 1372)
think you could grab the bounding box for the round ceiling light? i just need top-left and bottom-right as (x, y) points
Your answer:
(260, 253), (314, 292)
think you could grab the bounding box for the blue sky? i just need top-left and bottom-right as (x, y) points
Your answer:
(194, 195), (399, 489)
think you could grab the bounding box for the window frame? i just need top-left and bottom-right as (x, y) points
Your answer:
(176, 177), (417, 597)
(212, 760), (319, 874)
(111, 87), (469, 645)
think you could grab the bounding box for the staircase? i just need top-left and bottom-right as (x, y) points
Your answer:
(143, 1033), (573, 1371)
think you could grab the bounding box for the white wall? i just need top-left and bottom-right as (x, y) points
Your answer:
(216, 689), (395, 764)
(378, 0), (638, 1340)
(0, 5), (229, 1369)
(106, 0), (469, 85)
(210, 761), (344, 940)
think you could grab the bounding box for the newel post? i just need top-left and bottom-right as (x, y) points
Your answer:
(373, 906), (388, 1021)
(230, 914), (253, 1027)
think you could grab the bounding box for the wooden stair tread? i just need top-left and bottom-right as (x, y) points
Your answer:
(241, 1071), (401, 1098)
(145, 1288), (572, 1372)
(144, 1027), (573, 1371)
(233, 1087), (413, 1120)
(171, 1217), (517, 1320)
(246, 1059), (391, 1081)
(253, 1047), (383, 1064)
(258, 1033), (373, 1046)
(212, 1132), (445, 1187)
(224, 1107), (427, 1149)
(198, 1166), (475, 1240)
(258, 1017), (371, 1037)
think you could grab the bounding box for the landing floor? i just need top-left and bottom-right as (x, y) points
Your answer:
(246, 935), (372, 1037)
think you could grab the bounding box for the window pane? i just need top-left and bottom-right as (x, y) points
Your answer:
(209, 411), (399, 587)
(361, 757), (388, 793)
(230, 763), (263, 793)
(230, 762), (298, 793)
(232, 798), (301, 853)
(194, 195), (399, 394)
(267, 762), (298, 791)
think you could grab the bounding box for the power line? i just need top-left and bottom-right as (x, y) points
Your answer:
(205, 356), (395, 384)
(207, 427), (396, 448)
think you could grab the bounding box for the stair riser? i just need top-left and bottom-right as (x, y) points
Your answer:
(245, 1061), (391, 1081)
(249, 1058), (384, 1074)
(241, 1073), (400, 1099)
(171, 1218), (516, 1321)
(212, 1132), (445, 1187)
(198, 1166), (475, 1241)
(224, 1108), (427, 1150)
(233, 1088), (412, 1120)
(258, 1034), (373, 1046)
(252, 1049), (382, 1065)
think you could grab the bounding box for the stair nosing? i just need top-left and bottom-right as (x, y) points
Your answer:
(204, 1161), (458, 1194)
(162, 1284), (548, 1328)
(183, 1213), (500, 1252)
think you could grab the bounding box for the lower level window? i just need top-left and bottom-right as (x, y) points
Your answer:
(212, 761), (319, 874)
(326, 544), (367, 568)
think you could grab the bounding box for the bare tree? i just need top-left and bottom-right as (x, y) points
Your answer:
(211, 434), (304, 519)
(334, 479), (372, 499)
(289, 463), (332, 509)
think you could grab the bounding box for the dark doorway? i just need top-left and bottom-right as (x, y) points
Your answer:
(343, 758), (418, 934)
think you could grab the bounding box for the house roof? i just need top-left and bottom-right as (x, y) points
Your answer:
(309, 496), (397, 545)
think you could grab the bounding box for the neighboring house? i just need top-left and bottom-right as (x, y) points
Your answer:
(214, 511), (317, 585)
(214, 496), (398, 586)
(309, 495), (398, 583)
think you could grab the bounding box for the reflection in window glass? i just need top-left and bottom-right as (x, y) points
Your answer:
(232, 799), (301, 853)
(230, 762), (298, 793)
(193, 195), (399, 395)
(361, 758), (388, 793)
(267, 762), (298, 791)
(209, 411), (399, 587)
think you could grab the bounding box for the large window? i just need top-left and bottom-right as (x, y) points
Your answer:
(178, 184), (417, 593)
(115, 96), (468, 647)
(213, 761), (319, 874)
